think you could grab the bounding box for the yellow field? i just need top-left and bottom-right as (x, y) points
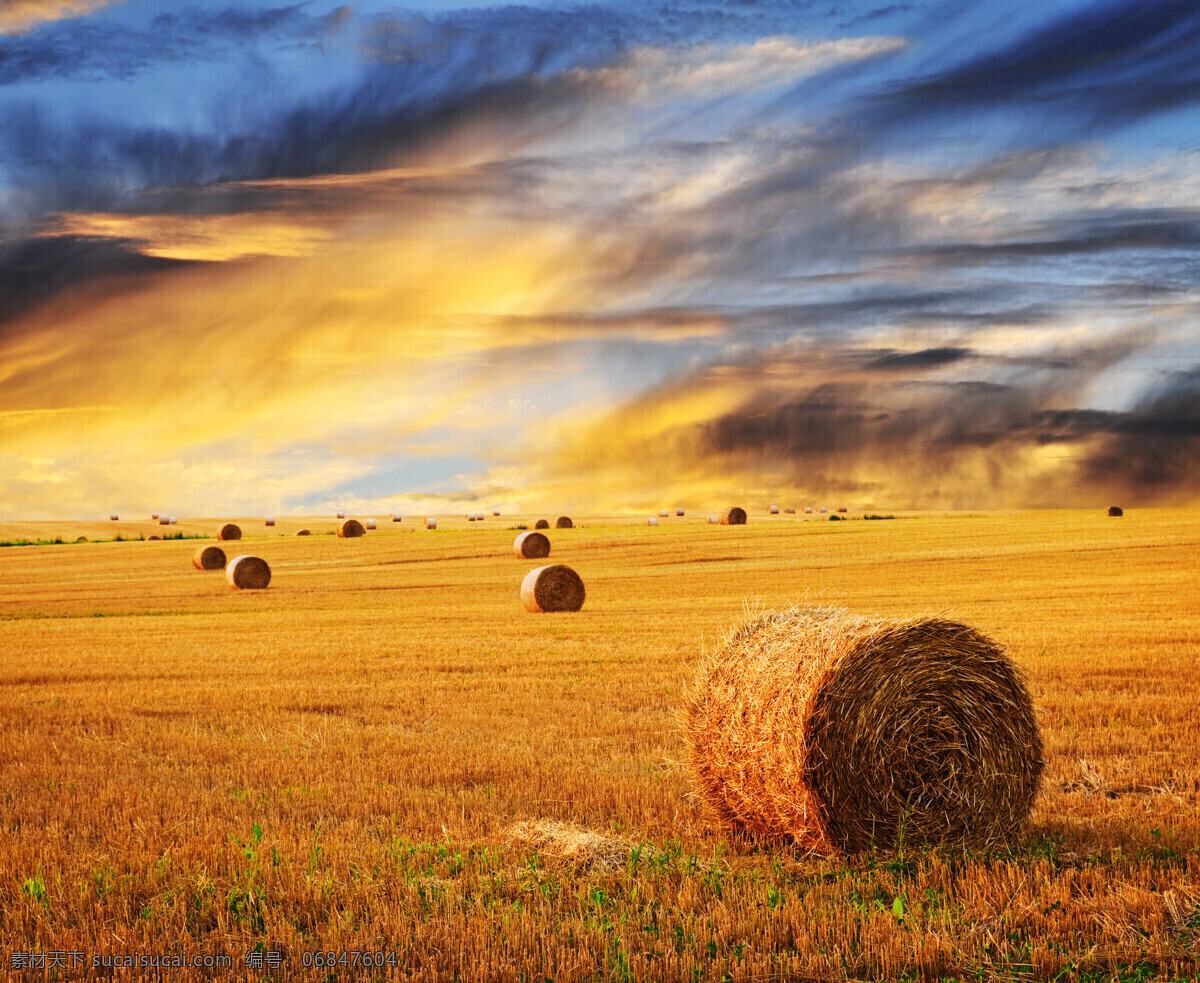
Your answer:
(1, 510), (1198, 981)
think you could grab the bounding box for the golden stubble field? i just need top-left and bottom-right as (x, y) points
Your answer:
(0, 510), (1198, 981)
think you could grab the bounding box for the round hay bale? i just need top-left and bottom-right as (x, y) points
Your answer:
(785, 508), (796, 514)
(476, 513), (485, 521)
(425, 518), (437, 530)
(837, 507), (848, 513)
(109, 513), (119, 521)
(365, 518), (376, 530)
(192, 545), (226, 570)
(707, 514), (719, 524)
(647, 517), (659, 526)
(769, 505), (780, 514)
(804, 507), (813, 514)
(521, 564), (585, 613)
(296, 529), (311, 536)
(226, 554), (271, 590)
(75, 536), (88, 543)
(676, 508), (685, 516)
(169, 517), (178, 525)
(147, 535), (161, 541)
(338, 518), (366, 538)
(492, 510), (500, 516)
(719, 507), (747, 525)
(819, 506), (828, 513)
(1107, 506), (1124, 517)
(336, 512), (345, 519)
(392, 514), (402, 522)
(265, 517), (276, 527)
(152, 513), (159, 520)
(514, 531), (551, 559)
(159, 516), (170, 526)
(534, 519), (550, 530)
(468, 514), (476, 522)
(217, 523), (242, 541)
(659, 510), (670, 517)
(555, 516), (574, 529)
(684, 607), (1043, 854)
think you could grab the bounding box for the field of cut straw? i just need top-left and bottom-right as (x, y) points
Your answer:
(1, 509), (1198, 981)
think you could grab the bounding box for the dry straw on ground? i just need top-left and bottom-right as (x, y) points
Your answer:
(555, 516), (574, 529)
(338, 519), (366, 538)
(513, 531), (551, 559)
(217, 523), (242, 541)
(1108, 506), (1124, 517)
(226, 555), (271, 590)
(683, 606), (1043, 855)
(521, 564), (586, 613)
(192, 546), (226, 571)
(720, 507), (747, 525)
(534, 519), (550, 529)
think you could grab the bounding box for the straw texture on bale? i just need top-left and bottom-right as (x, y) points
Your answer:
(769, 505), (780, 514)
(555, 516), (574, 529)
(684, 606), (1043, 855)
(647, 517), (659, 526)
(534, 519), (550, 529)
(296, 529), (311, 536)
(338, 518), (366, 538)
(425, 518), (437, 530)
(226, 555), (271, 590)
(217, 523), (242, 541)
(513, 531), (551, 559)
(1107, 506), (1124, 517)
(192, 545), (226, 570)
(521, 564), (586, 613)
(720, 507), (747, 525)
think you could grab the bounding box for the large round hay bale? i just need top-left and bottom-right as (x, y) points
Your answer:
(476, 513), (485, 521)
(217, 523), (242, 541)
(514, 531), (551, 559)
(1107, 506), (1124, 517)
(719, 507), (747, 525)
(425, 518), (437, 530)
(555, 515), (573, 529)
(296, 529), (311, 536)
(676, 508), (685, 516)
(192, 545), (226, 570)
(521, 564), (585, 613)
(684, 607), (1043, 855)
(75, 536), (88, 543)
(365, 518), (377, 530)
(769, 505), (780, 514)
(109, 513), (119, 521)
(265, 517), (276, 527)
(226, 555), (271, 590)
(147, 535), (161, 541)
(338, 518), (366, 538)
(534, 519), (550, 530)
(468, 514), (476, 522)
(391, 514), (401, 522)
(158, 516), (170, 526)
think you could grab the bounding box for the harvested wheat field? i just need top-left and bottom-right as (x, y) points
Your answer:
(1, 510), (1199, 981)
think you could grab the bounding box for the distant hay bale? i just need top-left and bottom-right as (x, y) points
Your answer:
(707, 514), (719, 524)
(769, 505), (780, 514)
(147, 535), (161, 541)
(534, 519), (550, 530)
(804, 507), (813, 514)
(425, 518), (437, 530)
(75, 536), (88, 543)
(676, 509), (685, 516)
(159, 516), (170, 526)
(365, 518), (377, 530)
(476, 513), (485, 521)
(785, 508), (796, 514)
(109, 513), (119, 521)
(152, 513), (159, 520)
(337, 512), (345, 519)
(192, 545), (226, 570)
(684, 606), (1043, 854)
(296, 529), (311, 536)
(837, 507), (848, 513)
(819, 507), (828, 513)
(217, 523), (242, 541)
(493, 510), (500, 516)
(1107, 506), (1124, 517)
(338, 518), (366, 538)
(555, 516), (574, 529)
(226, 554), (271, 590)
(659, 510), (669, 517)
(514, 531), (551, 559)
(468, 514), (476, 522)
(392, 514), (401, 522)
(521, 564), (585, 613)
(647, 517), (659, 526)
(265, 517), (276, 527)
(169, 517), (178, 525)
(719, 507), (747, 525)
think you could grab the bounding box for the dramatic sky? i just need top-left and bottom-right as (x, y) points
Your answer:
(2, 0), (1199, 518)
